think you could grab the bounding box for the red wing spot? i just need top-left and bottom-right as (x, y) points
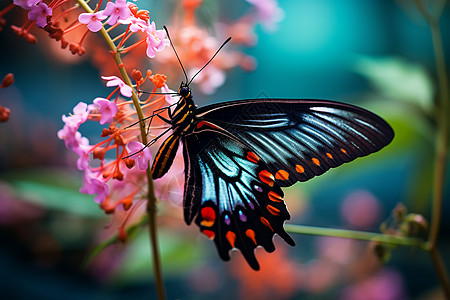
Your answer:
(247, 151), (260, 164)
(326, 153), (333, 159)
(296, 164), (305, 173)
(267, 204), (281, 216)
(226, 231), (236, 248)
(202, 230), (215, 240)
(245, 229), (257, 245)
(260, 217), (274, 232)
(268, 191), (283, 202)
(275, 170), (289, 180)
(200, 207), (216, 227)
(341, 148), (347, 154)
(259, 170), (275, 187)
(312, 158), (320, 166)
(196, 121), (220, 130)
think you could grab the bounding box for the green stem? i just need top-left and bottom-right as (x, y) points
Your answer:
(428, 13), (450, 300)
(414, 0), (450, 297)
(76, 1), (165, 299)
(284, 224), (428, 250)
(428, 5), (449, 251)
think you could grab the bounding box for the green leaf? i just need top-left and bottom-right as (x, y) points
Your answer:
(0, 168), (104, 218)
(352, 55), (434, 113)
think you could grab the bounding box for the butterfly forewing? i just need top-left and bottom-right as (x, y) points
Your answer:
(196, 99), (394, 186)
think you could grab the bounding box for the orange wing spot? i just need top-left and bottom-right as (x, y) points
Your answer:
(245, 229), (257, 245)
(247, 151), (260, 164)
(226, 231), (236, 248)
(200, 207), (216, 227)
(341, 148), (347, 154)
(326, 152), (333, 159)
(202, 230), (215, 240)
(260, 217), (274, 232)
(268, 191), (283, 202)
(267, 204), (281, 216)
(275, 170), (289, 180)
(296, 164), (305, 173)
(259, 170), (275, 187)
(312, 157), (320, 166)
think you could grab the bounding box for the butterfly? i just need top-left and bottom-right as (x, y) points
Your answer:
(147, 29), (394, 270)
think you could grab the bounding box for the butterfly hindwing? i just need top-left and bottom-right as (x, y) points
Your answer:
(196, 99), (394, 187)
(182, 125), (295, 270)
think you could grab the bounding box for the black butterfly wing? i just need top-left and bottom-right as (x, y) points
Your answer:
(182, 126), (295, 270)
(196, 99), (394, 187)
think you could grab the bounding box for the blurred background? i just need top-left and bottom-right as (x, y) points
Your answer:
(0, 0), (449, 299)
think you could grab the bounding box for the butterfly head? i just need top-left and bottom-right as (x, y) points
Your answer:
(178, 82), (191, 99)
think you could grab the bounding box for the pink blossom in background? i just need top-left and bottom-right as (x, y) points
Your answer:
(78, 12), (107, 32)
(340, 269), (406, 300)
(317, 237), (356, 265)
(341, 190), (381, 229)
(246, 0), (284, 31)
(28, 2), (52, 28)
(189, 65), (225, 95)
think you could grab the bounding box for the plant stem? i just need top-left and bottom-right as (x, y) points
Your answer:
(284, 224), (428, 250)
(427, 5), (449, 252)
(414, 0), (450, 297)
(428, 14), (450, 300)
(76, 1), (166, 299)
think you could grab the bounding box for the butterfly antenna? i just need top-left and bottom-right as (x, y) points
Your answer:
(163, 26), (189, 84)
(188, 37), (231, 86)
(137, 89), (179, 95)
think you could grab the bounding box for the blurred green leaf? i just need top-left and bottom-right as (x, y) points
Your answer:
(114, 228), (204, 282)
(352, 55), (434, 113)
(0, 168), (104, 218)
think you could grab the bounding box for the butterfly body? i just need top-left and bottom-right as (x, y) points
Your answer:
(151, 84), (394, 270)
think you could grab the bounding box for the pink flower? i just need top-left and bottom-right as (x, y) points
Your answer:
(91, 97), (118, 125)
(101, 75), (133, 97)
(119, 15), (148, 32)
(246, 0), (284, 31)
(61, 102), (90, 130)
(126, 141), (152, 170)
(80, 170), (109, 203)
(74, 135), (92, 170)
(78, 11), (107, 32)
(13, 0), (38, 10)
(103, 0), (132, 26)
(28, 2), (52, 28)
(145, 21), (169, 58)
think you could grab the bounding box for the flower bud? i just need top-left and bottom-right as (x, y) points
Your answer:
(0, 105), (11, 122)
(1, 73), (14, 88)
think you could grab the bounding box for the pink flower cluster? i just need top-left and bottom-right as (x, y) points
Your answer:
(13, 0), (52, 28)
(57, 73), (184, 239)
(77, 0), (169, 59)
